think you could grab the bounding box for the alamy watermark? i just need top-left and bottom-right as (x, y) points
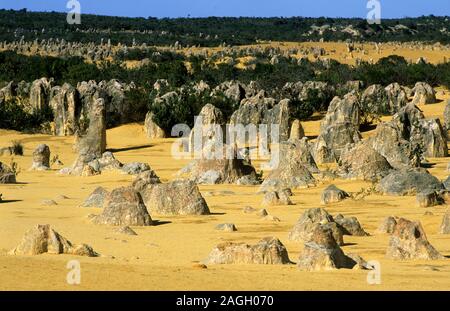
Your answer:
(367, 0), (381, 25)
(67, 0), (81, 25)
(66, 260), (81, 285)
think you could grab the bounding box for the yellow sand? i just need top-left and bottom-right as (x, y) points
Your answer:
(0, 89), (450, 291)
(181, 41), (449, 66)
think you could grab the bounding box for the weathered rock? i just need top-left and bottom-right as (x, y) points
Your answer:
(338, 141), (392, 181)
(256, 209), (269, 217)
(79, 97), (107, 155)
(377, 216), (398, 234)
(205, 237), (291, 265)
(93, 187), (153, 226)
(121, 162), (150, 175)
(288, 208), (341, 243)
(444, 99), (450, 129)
(321, 185), (349, 204)
(370, 121), (417, 169)
(262, 191), (293, 206)
(142, 180), (210, 216)
(282, 138), (319, 174)
(41, 199), (57, 206)
(377, 168), (443, 196)
(289, 119), (305, 140)
(215, 223), (237, 232)
(50, 83), (81, 136)
(30, 144), (50, 171)
(28, 78), (52, 114)
(0, 161), (16, 184)
(314, 122), (361, 164)
(385, 83), (408, 114)
(131, 169), (161, 193)
(188, 103), (226, 152)
(144, 111), (166, 139)
(416, 191), (443, 207)
(386, 218), (443, 260)
(360, 84), (390, 116)
(8, 224), (98, 257)
(334, 214), (369, 236)
(438, 209), (450, 234)
(181, 141), (258, 185)
(412, 82), (436, 105)
(297, 225), (360, 271)
(416, 119), (448, 158)
(261, 156), (315, 191)
(243, 206), (256, 214)
(113, 226), (138, 236)
(81, 187), (109, 208)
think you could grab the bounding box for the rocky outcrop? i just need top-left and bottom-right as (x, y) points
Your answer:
(28, 78), (52, 114)
(30, 144), (50, 171)
(313, 93), (362, 164)
(50, 83), (81, 136)
(93, 187), (153, 226)
(384, 83), (408, 114)
(338, 141), (393, 181)
(377, 168), (443, 196)
(8, 224), (98, 257)
(142, 180), (210, 216)
(386, 218), (443, 260)
(288, 208), (343, 244)
(205, 237), (291, 265)
(297, 225), (365, 271)
(412, 82), (436, 105)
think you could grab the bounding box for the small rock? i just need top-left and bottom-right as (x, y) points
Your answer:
(321, 185), (349, 204)
(416, 191), (443, 207)
(114, 226), (138, 236)
(263, 215), (281, 222)
(256, 209), (269, 217)
(41, 199), (57, 206)
(215, 223), (237, 232)
(242, 206), (256, 214)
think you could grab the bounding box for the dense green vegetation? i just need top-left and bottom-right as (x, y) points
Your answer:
(0, 98), (53, 132)
(1, 9), (449, 46)
(1, 51), (449, 91)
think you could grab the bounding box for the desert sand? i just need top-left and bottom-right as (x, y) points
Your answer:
(0, 87), (449, 291)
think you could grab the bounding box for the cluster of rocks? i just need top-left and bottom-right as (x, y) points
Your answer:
(8, 224), (98, 257)
(288, 208), (369, 246)
(0, 78), (136, 136)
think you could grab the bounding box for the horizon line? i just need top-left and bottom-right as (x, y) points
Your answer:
(2, 8), (450, 20)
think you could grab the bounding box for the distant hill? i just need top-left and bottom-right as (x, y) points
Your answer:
(1, 9), (449, 46)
